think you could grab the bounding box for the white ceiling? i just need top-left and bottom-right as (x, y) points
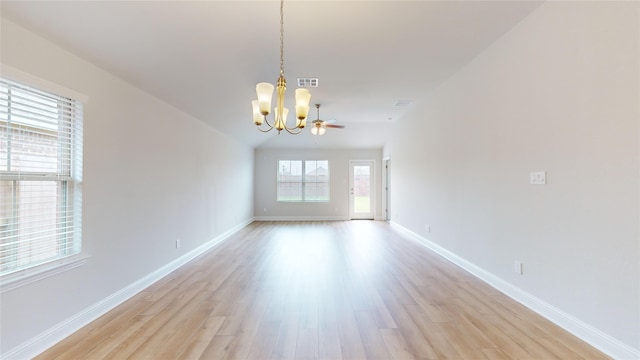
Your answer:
(1, 1), (542, 149)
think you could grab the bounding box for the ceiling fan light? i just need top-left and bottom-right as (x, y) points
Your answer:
(256, 82), (274, 115)
(311, 126), (318, 135)
(252, 100), (263, 125)
(319, 127), (326, 136)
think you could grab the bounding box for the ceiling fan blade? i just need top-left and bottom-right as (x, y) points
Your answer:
(325, 119), (337, 124)
(325, 124), (345, 129)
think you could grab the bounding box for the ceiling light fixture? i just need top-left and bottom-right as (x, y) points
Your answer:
(251, 0), (311, 135)
(310, 123), (326, 136)
(310, 104), (345, 136)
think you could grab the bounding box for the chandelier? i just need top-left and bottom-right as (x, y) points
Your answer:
(251, 0), (311, 134)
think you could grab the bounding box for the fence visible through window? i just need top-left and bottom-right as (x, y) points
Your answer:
(277, 160), (329, 202)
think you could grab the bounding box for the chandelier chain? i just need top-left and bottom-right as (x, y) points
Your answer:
(279, 0), (285, 76)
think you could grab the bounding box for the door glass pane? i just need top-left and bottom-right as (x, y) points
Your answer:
(353, 165), (370, 213)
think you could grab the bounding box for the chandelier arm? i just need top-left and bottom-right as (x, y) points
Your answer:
(257, 125), (274, 133)
(256, 116), (276, 132)
(284, 121), (304, 132)
(282, 125), (302, 135)
(263, 115), (274, 128)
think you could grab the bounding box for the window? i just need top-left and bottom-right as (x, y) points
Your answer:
(0, 78), (83, 277)
(277, 160), (329, 202)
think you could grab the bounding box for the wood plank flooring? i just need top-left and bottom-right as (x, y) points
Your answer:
(36, 221), (609, 359)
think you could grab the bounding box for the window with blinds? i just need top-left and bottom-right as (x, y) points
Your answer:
(0, 78), (83, 277)
(277, 160), (329, 202)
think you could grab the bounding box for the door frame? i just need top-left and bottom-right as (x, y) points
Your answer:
(383, 156), (390, 222)
(349, 160), (375, 220)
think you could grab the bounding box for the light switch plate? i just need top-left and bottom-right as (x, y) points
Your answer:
(514, 260), (523, 275)
(530, 171), (546, 185)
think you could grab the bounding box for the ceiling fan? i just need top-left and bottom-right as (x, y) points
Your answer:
(310, 104), (345, 136)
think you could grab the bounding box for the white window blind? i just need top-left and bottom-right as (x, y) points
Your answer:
(0, 78), (83, 277)
(277, 160), (329, 202)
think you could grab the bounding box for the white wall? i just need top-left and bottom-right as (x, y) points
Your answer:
(0, 18), (254, 357)
(385, 2), (639, 357)
(254, 148), (383, 220)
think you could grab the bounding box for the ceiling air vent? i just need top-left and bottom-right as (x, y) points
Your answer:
(297, 78), (319, 87)
(394, 100), (414, 107)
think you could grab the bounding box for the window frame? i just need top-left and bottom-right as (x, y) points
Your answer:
(277, 160), (330, 202)
(0, 69), (86, 291)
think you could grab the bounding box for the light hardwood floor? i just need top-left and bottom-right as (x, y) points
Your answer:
(36, 221), (609, 359)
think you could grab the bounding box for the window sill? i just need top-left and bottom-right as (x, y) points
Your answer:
(0, 254), (90, 294)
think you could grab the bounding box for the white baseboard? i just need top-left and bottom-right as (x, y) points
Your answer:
(390, 221), (640, 360)
(254, 216), (349, 221)
(3, 218), (254, 360)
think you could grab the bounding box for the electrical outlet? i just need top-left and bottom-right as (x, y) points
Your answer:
(176, 239), (181, 249)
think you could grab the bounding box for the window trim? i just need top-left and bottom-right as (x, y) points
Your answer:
(0, 254), (89, 294)
(277, 159), (330, 203)
(0, 66), (87, 291)
(1, 64), (89, 104)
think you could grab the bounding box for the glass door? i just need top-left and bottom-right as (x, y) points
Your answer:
(349, 160), (374, 219)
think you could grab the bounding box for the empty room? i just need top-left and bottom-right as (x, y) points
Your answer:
(0, 1), (638, 359)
